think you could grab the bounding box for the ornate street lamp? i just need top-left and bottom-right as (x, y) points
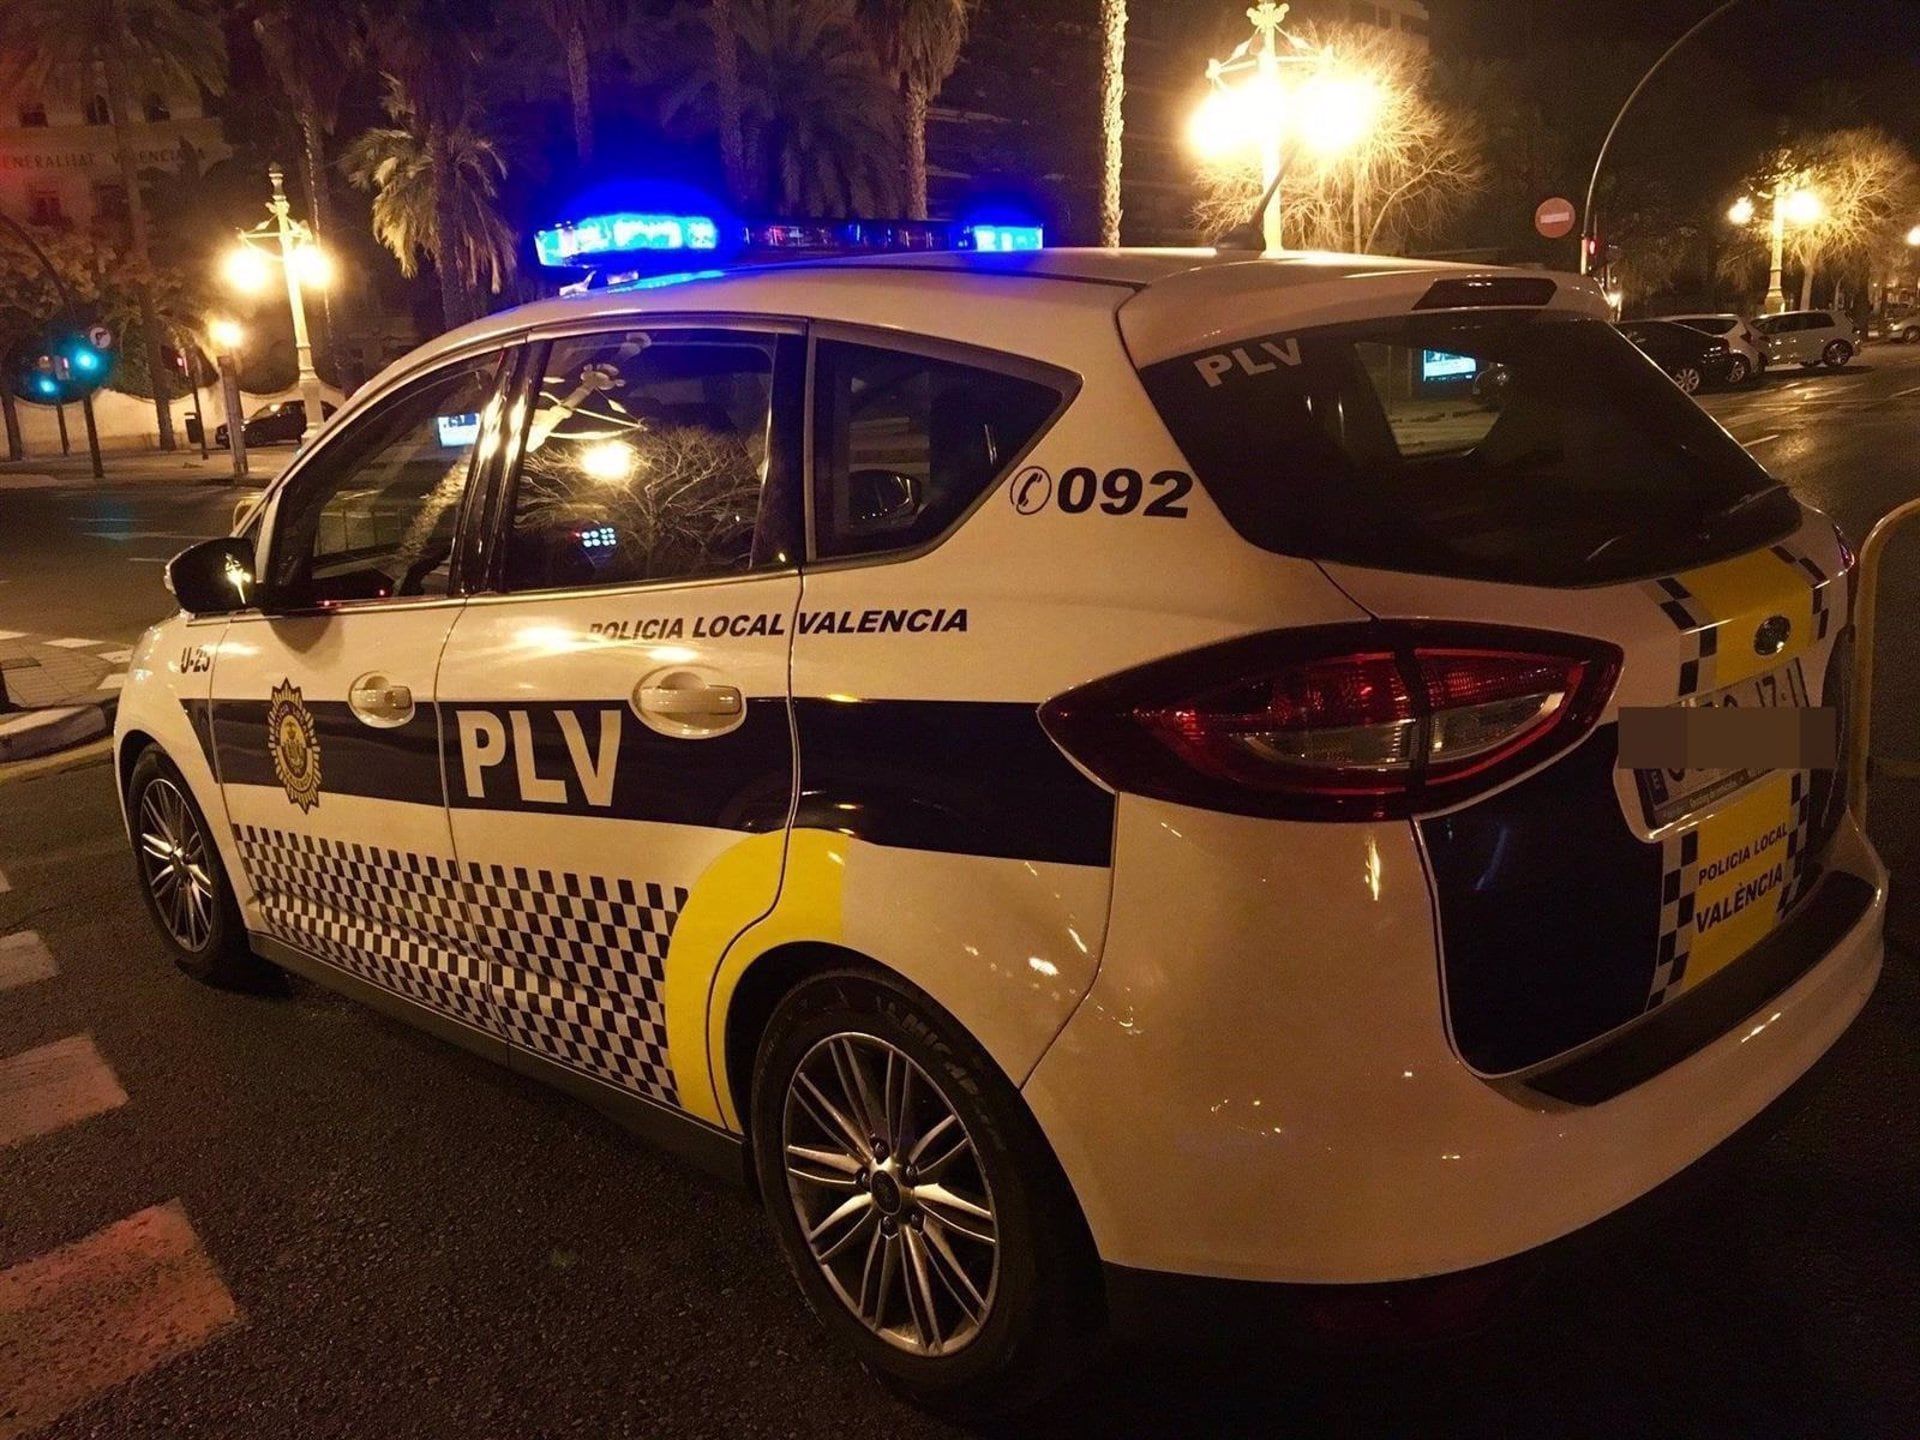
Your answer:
(1728, 181), (1824, 315)
(1189, 2), (1380, 252)
(222, 164), (331, 446)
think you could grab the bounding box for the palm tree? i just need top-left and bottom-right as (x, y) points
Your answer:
(0, 0), (226, 451)
(1097, 0), (1126, 246)
(343, 79), (519, 330)
(250, 0), (364, 382)
(663, 0), (903, 216)
(364, 0), (507, 330)
(532, 0), (615, 163)
(711, 0), (748, 204)
(853, 0), (971, 218)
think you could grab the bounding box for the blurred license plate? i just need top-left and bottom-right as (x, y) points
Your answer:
(1636, 663), (1808, 827)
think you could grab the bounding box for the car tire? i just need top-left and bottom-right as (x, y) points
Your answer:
(1671, 364), (1703, 394)
(1725, 355), (1751, 385)
(126, 748), (268, 987)
(1823, 340), (1852, 368)
(750, 966), (1101, 1413)
(1901, 326), (1920, 344)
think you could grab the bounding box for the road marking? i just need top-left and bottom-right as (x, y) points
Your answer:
(1894, 384), (1920, 398)
(100, 648), (134, 663)
(44, 638), (106, 650)
(0, 1202), (242, 1439)
(0, 1035), (128, 1149)
(1742, 433), (1782, 447)
(96, 674), (125, 692)
(0, 865), (8, 894)
(0, 631), (23, 642)
(0, 933), (56, 992)
(128, 557), (170, 565)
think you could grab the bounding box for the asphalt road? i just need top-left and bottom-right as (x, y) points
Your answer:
(2, 352), (1918, 1438)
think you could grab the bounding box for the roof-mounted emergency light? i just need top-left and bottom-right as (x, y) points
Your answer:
(535, 212), (722, 268)
(961, 223), (1045, 253)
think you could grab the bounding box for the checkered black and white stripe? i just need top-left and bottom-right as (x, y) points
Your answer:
(233, 827), (686, 1107)
(235, 826), (500, 1035)
(1778, 771), (1820, 913)
(462, 864), (684, 1105)
(1648, 827), (1701, 1010)
(1645, 576), (1719, 697)
(1770, 542), (1836, 642)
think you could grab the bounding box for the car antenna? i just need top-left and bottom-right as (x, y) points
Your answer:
(1218, 171), (1284, 253)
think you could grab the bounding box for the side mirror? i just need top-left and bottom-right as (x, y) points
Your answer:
(165, 537), (258, 617)
(847, 468), (922, 529)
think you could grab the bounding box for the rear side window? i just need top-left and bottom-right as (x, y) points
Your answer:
(810, 340), (1066, 560)
(1138, 313), (1796, 587)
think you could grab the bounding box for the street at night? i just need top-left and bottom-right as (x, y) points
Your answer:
(9, 0), (1920, 1432)
(4, 344), (1919, 1435)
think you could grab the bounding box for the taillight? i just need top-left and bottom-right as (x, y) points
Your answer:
(1042, 623), (1621, 821)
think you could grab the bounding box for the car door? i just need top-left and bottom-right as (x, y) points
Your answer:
(435, 320), (803, 1110)
(208, 345), (516, 1034)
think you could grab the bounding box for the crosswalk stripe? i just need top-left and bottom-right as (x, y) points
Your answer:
(100, 648), (134, 664)
(97, 674), (125, 692)
(44, 638), (107, 650)
(0, 866), (9, 894)
(0, 1035), (128, 1149)
(0, 631), (23, 642)
(0, 1202), (242, 1439)
(0, 933), (56, 992)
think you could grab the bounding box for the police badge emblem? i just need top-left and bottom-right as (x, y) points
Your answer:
(267, 679), (322, 812)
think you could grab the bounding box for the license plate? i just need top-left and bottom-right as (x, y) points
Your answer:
(1635, 662), (1808, 827)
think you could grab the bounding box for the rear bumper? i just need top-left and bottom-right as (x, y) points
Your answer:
(1024, 802), (1885, 1286)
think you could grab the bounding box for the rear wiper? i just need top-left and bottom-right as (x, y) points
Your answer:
(1696, 483), (1785, 531)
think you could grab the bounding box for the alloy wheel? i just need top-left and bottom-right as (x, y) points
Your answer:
(1675, 365), (1702, 393)
(781, 1032), (999, 1357)
(137, 778), (215, 951)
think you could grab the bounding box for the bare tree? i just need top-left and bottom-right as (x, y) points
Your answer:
(1789, 128), (1920, 310)
(1191, 24), (1481, 254)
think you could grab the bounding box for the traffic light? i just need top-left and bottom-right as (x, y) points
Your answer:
(8, 319), (115, 405)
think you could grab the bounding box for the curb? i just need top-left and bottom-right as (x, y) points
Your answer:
(0, 704), (111, 763)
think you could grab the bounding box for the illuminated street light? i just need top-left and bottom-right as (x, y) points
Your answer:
(223, 164), (329, 445)
(1729, 181), (1824, 315)
(1905, 223), (1920, 247)
(222, 245), (273, 294)
(207, 317), (245, 352)
(1190, 2), (1378, 252)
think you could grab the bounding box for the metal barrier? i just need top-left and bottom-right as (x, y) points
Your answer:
(1848, 496), (1920, 829)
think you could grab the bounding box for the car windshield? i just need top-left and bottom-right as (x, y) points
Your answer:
(1137, 311), (1797, 587)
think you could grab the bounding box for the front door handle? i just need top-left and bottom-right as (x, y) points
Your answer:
(633, 671), (746, 738)
(638, 683), (742, 719)
(348, 673), (415, 728)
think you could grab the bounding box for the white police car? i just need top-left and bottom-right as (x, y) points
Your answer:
(119, 246), (1884, 1405)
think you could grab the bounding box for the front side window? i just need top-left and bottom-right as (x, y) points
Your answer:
(810, 340), (1066, 560)
(266, 353), (505, 606)
(502, 329), (781, 592)
(1138, 312), (1797, 587)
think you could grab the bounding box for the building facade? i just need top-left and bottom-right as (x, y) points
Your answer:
(0, 80), (225, 233)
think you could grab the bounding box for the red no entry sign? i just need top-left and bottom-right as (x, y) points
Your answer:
(1535, 197), (1577, 240)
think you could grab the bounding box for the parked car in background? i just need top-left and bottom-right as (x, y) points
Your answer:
(1659, 313), (1766, 384)
(1752, 311), (1856, 369)
(1869, 308), (1920, 344)
(214, 398), (336, 449)
(1615, 319), (1741, 393)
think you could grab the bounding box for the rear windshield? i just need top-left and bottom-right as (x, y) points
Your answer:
(1138, 312), (1796, 587)
(1679, 316), (1737, 334)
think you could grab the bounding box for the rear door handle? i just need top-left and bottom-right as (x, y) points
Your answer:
(348, 674), (415, 728)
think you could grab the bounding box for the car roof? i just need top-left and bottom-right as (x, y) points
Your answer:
(358, 247), (1612, 402)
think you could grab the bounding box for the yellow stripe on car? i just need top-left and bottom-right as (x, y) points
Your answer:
(1677, 547), (1816, 686)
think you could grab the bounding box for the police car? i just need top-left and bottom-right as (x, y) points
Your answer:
(119, 240), (1885, 1405)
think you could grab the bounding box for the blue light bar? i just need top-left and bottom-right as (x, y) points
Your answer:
(536, 212), (722, 267)
(965, 223), (1044, 253)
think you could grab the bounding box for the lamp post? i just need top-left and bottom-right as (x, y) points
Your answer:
(1189, 2), (1377, 253)
(208, 318), (249, 483)
(1729, 185), (1823, 315)
(223, 164), (331, 447)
